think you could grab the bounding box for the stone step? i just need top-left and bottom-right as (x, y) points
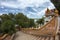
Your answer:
(34, 36), (39, 40)
(28, 35), (37, 40)
(37, 37), (42, 40)
(50, 37), (54, 40)
(41, 37), (45, 40)
(45, 37), (50, 40)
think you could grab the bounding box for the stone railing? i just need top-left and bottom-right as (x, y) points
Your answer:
(0, 34), (8, 40)
(21, 17), (57, 36)
(0, 34), (15, 40)
(21, 17), (60, 40)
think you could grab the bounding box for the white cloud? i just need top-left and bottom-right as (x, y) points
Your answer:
(0, 2), (18, 8)
(0, 0), (55, 18)
(0, 6), (4, 9)
(0, 0), (51, 9)
(37, 9), (46, 16)
(26, 8), (46, 18)
(48, 3), (55, 9)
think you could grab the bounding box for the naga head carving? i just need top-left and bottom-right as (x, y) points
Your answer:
(51, 0), (60, 15)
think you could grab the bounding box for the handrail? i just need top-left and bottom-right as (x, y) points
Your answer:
(21, 16), (57, 36)
(38, 17), (55, 30)
(0, 34), (8, 40)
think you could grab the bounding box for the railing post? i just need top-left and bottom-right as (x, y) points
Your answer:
(55, 17), (59, 34)
(55, 34), (59, 40)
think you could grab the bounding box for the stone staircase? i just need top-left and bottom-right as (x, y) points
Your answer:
(21, 16), (60, 40)
(21, 17), (57, 35)
(39, 36), (54, 40)
(14, 31), (56, 40)
(31, 35), (55, 40)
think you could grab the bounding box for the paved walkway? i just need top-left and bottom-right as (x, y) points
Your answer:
(14, 31), (39, 40)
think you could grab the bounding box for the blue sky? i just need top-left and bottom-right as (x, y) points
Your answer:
(0, 0), (55, 18)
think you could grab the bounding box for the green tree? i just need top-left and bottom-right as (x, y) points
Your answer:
(8, 13), (16, 23)
(1, 14), (11, 22)
(0, 16), (2, 26)
(8, 13), (15, 18)
(15, 13), (29, 28)
(29, 19), (35, 27)
(0, 12), (36, 34)
(37, 17), (45, 26)
(0, 20), (16, 35)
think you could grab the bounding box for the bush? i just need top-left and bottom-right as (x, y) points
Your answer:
(0, 20), (16, 35)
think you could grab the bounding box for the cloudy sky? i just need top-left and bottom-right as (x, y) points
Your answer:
(0, 0), (55, 18)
